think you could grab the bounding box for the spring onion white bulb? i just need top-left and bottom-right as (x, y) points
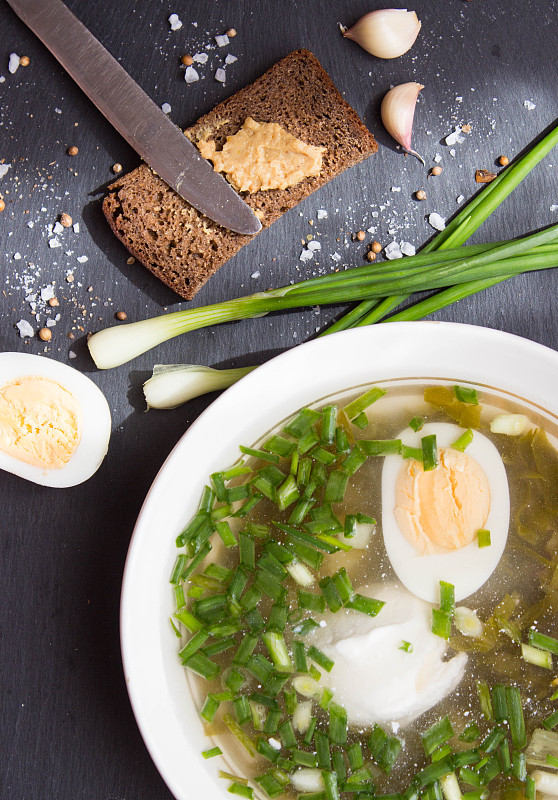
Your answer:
(290, 769), (324, 793)
(143, 364), (255, 409)
(490, 413), (529, 436)
(454, 606), (484, 638)
(292, 676), (322, 699)
(526, 729), (558, 768)
(341, 9), (421, 59)
(532, 769), (558, 796)
(285, 561), (316, 587)
(381, 82), (425, 164)
(292, 700), (313, 734)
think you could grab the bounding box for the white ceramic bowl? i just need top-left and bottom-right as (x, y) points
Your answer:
(120, 322), (558, 800)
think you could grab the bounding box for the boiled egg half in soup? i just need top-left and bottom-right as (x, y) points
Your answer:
(0, 352), (111, 487)
(382, 421), (510, 603)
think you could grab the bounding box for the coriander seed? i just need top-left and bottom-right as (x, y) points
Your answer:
(498, 155), (509, 166)
(430, 166), (443, 176)
(226, 28), (237, 37)
(19, 56), (30, 67)
(366, 250), (377, 262)
(68, 146), (79, 156)
(48, 297), (59, 307)
(112, 163), (123, 174)
(415, 189), (426, 201)
(38, 327), (52, 342)
(60, 213), (73, 227)
(371, 241), (382, 254)
(0, 199), (5, 213)
(355, 230), (366, 242)
(181, 54), (194, 66)
(116, 311), (127, 321)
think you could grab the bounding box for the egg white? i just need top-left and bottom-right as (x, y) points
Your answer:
(381, 421), (510, 603)
(0, 352), (111, 488)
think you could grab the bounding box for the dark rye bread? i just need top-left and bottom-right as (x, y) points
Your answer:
(103, 49), (377, 299)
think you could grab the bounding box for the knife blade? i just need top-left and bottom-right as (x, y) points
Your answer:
(5, 0), (262, 236)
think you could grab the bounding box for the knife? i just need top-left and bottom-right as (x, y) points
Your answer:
(5, 0), (262, 236)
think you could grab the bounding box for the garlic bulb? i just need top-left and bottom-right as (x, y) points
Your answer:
(341, 9), (421, 59)
(381, 82), (425, 164)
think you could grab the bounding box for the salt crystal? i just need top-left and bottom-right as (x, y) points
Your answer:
(13, 252), (21, 260)
(524, 100), (536, 111)
(48, 237), (61, 248)
(433, 153), (442, 163)
(0, 76), (5, 83)
(161, 103), (171, 114)
(330, 252), (341, 262)
(8, 53), (20, 74)
(184, 66), (199, 84)
(68, 350), (76, 359)
(550, 204), (558, 212)
(73, 222), (80, 233)
(456, 195), (465, 204)
(371, 211), (379, 218)
(225, 54), (237, 65)
(193, 53), (208, 64)
(53, 221), (64, 235)
(400, 241), (416, 257)
(388, 228), (398, 236)
(40, 284), (55, 302)
(215, 68), (226, 83)
(449, 149), (456, 158)
(0, 163), (11, 179)
(250, 270), (261, 279)
(214, 34), (230, 47)
(428, 212), (446, 231)
(27, 221), (34, 228)
(316, 209), (327, 219)
(391, 186), (401, 193)
(77, 255), (88, 263)
(168, 13), (182, 30)
(385, 241), (403, 260)
(444, 127), (465, 146)
(54, 108), (62, 115)
(299, 249), (314, 262)
(307, 240), (321, 251)
(455, 96), (463, 102)
(16, 319), (34, 338)
(46, 319), (56, 328)
(367, 226), (376, 234)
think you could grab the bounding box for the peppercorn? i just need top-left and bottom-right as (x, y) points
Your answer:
(371, 241), (382, 254)
(415, 190), (426, 201)
(60, 213), (72, 227)
(68, 146), (79, 156)
(181, 54), (194, 66)
(498, 155), (509, 167)
(115, 311), (127, 321)
(38, 327), (52, 342)
(430, 166), (443, 176)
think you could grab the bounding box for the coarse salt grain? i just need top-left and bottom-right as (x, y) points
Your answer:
(16, 320), (34, 338)
(215, 68), (226, 83)
(433, 153), (442, 164)
(250, 270), (261, 279)
(225, 54), (238, 65)
(524, 100), (536, 111)
(77, 255), (88, 263)
(8, 53), (20, 74)
(400, 241), (416, 256)
(317, 209), (327, 219)
(330, 252), (341, 262)
(214, 34), (230, 47)
(385, 241), (403, 260)
(444, 126), (465, 146)
(161, 103), (171, 114)
(27, 221), (34, 228)
(193, 53), (208, 64)
(299, 249), (314, 263)
(391, 186), (401, 193)
(40, 284), (55, 302)
(428, 212), (446, 231)
(184, 66), (200, 84)
(48, 237), (61, 248)
(13, 252), (21, 260)
(456, 195), (465, 204)
(307, 240), (321, 251)
(73, 222), (80, 233)
(68, 351), (76, 359)
(46, 319), (57, 328)
(0, 163), (11, 179)
(53, 221), (64, 235)
(168, 13), (182, 30)
(550, 204), (558, 212)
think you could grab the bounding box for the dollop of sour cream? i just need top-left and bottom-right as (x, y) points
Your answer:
(308, 583), (467, 727)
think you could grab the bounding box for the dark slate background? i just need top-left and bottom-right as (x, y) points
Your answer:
(0, 1), (557, 797)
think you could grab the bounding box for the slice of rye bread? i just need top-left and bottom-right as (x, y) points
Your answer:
(102, 49), (378, 300)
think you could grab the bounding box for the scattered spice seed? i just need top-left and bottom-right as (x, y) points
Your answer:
(67, 332), (75, 339)
(48, 297), (59, 307)
(19, 55), (30, 66)
(371, 241), (382, 254)
(181, 54), (194, 66)
(68, 146), (79, 156)
(354, 230), (366, 242)
(60, 213), (73, 227)
(115, 310), (127, 321)
(475, 169), (497, 183)
(126, 256), (135, 265)
(430, 166), (443, 177)
(498, 155), (509, 166)
(461, 123), (472, 133)
(38, 327), (52, 342)
(366, 250), (377, 262)
(415, 189), (426, 201)
(226, 28), (237, 37)
(0, 199), (5, 212)
(112, 163), (123, 174)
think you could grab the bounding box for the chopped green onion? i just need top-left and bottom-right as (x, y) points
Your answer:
(315, 730), (332, 769)
(402, 445), (423, 461)
(352, 411), (369, 429)
(422, 434), (438, 471)
(261, 630), (293, 672)
(546, 754), (558, 768)
(202, 746), (223, 759)
(345, 593), (385, 617)
(528, 630), (558, 655)
(228, 783), (254, 799)
(543, 711), (558, 730)
(422, 716), (454, 756)
(399, 640), (413, 653)
(409, 416), (425, 432)
(322, 770), (340, 800)
(328, 702), (348, 745)
(439, 581), (455, 615)
(255, 771), (284, 798)
(480, 725), (506, 754)
(298, 590), (326, 613)
(505, 686), (526, 748)
(522, 643), (553, 670)
(477, 681), (494, 720)
(432, 608), (451, 640)
(359, 439), (402, 456)
(307, 646), (334, 673)
(183, 651), (220, 679)
(451, 429), (474, 451)
(477, 529), (491, 548)
(343, 387), (386, 420)
(459, 724), (480, 743)
(454, 386), (479, 405)
(284, 408), (322, 438)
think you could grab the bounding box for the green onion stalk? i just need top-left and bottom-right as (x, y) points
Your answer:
(85, 121), (558, 406)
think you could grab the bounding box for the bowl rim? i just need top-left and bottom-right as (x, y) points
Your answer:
(120, 321), (558, 800)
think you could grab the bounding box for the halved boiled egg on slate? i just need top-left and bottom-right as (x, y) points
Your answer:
(0, 352), (111, 487)
(382, 421), (510, 603)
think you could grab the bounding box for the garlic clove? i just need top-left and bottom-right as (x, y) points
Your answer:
(381, 82), (425, 164)
(342, 9), (421, 59)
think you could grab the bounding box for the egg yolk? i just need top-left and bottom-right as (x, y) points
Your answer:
(0, 376), (82, 470)
(394, 447), (490, 553)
